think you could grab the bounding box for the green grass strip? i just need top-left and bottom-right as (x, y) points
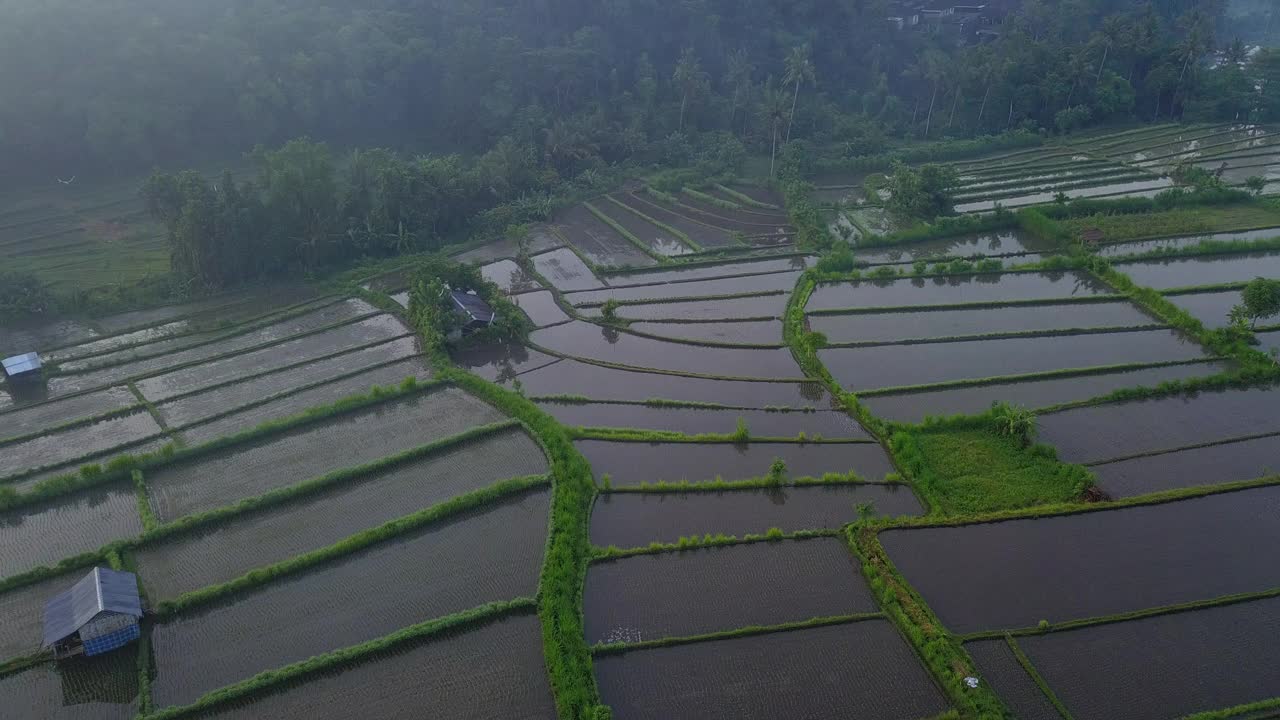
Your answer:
(0, 401), (148, 448)
(594, 528), (840, 559)
(583, 200), (672, 263)
(714, 184), (780, 210)
(1005, 635), (1075, 719)
(682, 187), (742, 211)
(136, 629), (155, 715)
(1184, 697), (1280, 720)
(599, 321), (784, 350)
(133, 469), (159, 532)
(143, 599), (536, 720)
(591, 613), (884, 656)
(574, 427), (868, 443)
(823, 323), (1170, 349)
(805, 294), (1122, 317)
(153, 474), (548, 616)
(605, 194), (704, 251)
(601, 471), (889, 494)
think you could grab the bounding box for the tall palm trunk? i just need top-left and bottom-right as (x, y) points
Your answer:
(924, 82), (938, 137)
(978, 83), (991, 127)
(1007, 97), (1015, 128)
(679, 92), (689, 131)
(1096, 42), (1110, 84)
(770, 120), (779, 177)
(786, 79), (800, 143)
(948, 89), (961, 129)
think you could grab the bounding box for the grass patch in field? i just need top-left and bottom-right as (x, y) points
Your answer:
(894, 429), (1090, 515)
(1063, 203), (1280, 242)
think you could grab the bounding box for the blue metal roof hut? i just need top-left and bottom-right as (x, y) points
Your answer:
(43, 568), (143, 659)
(449, 290), (496, 335)
(2, 352), (42, 379)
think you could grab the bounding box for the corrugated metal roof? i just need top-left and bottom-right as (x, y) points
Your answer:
(42, 568), (142, 646)
(2, 352), (41, 376)
(450, 291), (496, 324)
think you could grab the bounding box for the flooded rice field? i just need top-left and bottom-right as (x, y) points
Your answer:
(555, 204), (657, 268)
(580, 293), (789, 321)
(129, 314), (410, 402)
(0, 655), (137, 719)
(954, 180), (1172, 213)
(1167, 289), (1242, 328)
(589, 484), (923, 548)
(178, 357), (433, 446)
(528, 321), (804, 378)
(0, 409), (162, 479)
(146, 388), (507, 521)
(584, 539), (874, 644)
(880, 484), (1280, 633)
(1089, 433), (1280, 497)
(810, 300), (1153, 343)
(511, 290), (570, 327)
(850, 230), (1049, 264)
(1038, 385), (1280, 462)
(0, 320), (100, 357)
(46, 321), (189, 363)
(530, 247), (604, 291)
(574, 440), (895, 485)
(479, 259), (542, 294)
(152, 336), (422, 428)
(604, 257), (810, 287)
(135, 427), (545, 602)
(1115, 251), (1280, 290)
(540, 403), (866, 438)
(508, 358), (830, 407)
(1016, 595), (1280, 720)
(450, 341), (560, 381)
(862, 361), (1228, 423)
(608, 193), (734, 248)
(564, 270), (803, 306)
(0, 484), (142, 579)
(93, 285), (319, 334)
(627, 319), (783, 345)
(965, 639), (1062, 720)
(455, 226), (560, 264)
(1258, 329), (1280, 356)
(1095, 227), (1280, 257)
(821, 329), (1207, 390)
(807, 271), (1113, 311)
(197, 614), (555, 720)
(0, 385), (135, 441)
(593, 620), (949, 720)
(149, 489), (549, 709)
(0, 572), (80, 661)
(591, 200), (694, 257)
(669, 201), (792, 238)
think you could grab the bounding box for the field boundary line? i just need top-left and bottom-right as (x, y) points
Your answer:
(805, 294), (1122, 316)
(0, 397), (148, 448)
(592, 529), (842, 561)
(599, 472), (897, 494)
(606, 192), (705, 252)
(572, 427), (874, 443)
(582, 199), (680, 264)
(567, 287), (789, 309)
(590, 613), (885, 656)
(522, 339), (815, 383)
(823, 323), (1171, 349)
(592, 266), (808, 293)
(854, 357), (1221, 397)
(531, 395), (819, 412)
(1081, 428), (1280, 466)
(1004, 635), (1075, 719)
(1183, 696), (1280, 720)
(580, 318), (786, 350)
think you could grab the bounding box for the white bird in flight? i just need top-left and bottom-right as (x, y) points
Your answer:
(57, 176), (76, 185)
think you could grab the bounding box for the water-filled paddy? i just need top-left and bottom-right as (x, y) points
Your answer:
(131, 314), (409, 402)
(954, 180), (1172, 213)
(149, 489), (549, 709)
(530, 247), (604, 291)
(540, 403), (866, 438)
(509, 359), (830, 407)
(565, 271), (802, 306)
(529, 321), (804, 378)
(556, 204), (657, 268)
(0, 572), (81, 661)
(135, 427), (544, 601)
(0, 320), (99, 357)
(479, 259), (542, 294)
(593, 620), (949, 720)
(196, 614), (556, 720)
(0, 655), (137, 719)
(1090, 433), (1280, 497)
(178, 357), (433, 446)
(861, 361), (1228, 423)
(0, 410), (162, 479)
(0, 484), (142, 579)
(584, 539), (873, 644)
(153, 336), (421, 428)
(47, 321), (189, 363)
(590, 200), (693, 257)
(820, 329), (1207, 390)
(580, 293), (789, 321)
(1017, 595), (1280, 720)
(589, 484), (922, 548)
(609, 193), (734, 248)
(604, 257), (810, 287)
(880, 484), (1280, 633)
(0, 386), (136, 441)
(810, 301), (1153, 343)
(850, 231), (1049, 265)
(575, 440), (895, 485)
(1166, 289), (1242, 328)
(1095, 227), (1280, 258)
(807, 271), (1112, 311)
(627, 320), (783, 345)
(1038, 385), (1280, 462)
(94, 285), (318, 334)
(450, 342), (560, 381)
(511, 290), (570, 327)
(671, 201), (791, 237)
(965, 640), (1062, 720)
(1115, 251), (1280, 290)
(147, 388), (506, 521)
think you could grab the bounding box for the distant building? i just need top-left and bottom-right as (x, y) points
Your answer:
(449, 290), (496, 337)
(43, 568), (143, 660)
(2, 352), (41, 380)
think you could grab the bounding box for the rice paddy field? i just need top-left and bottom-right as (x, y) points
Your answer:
(3, 138), (1280, 720)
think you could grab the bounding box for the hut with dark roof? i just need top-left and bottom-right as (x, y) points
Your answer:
(43, 568), (143, 660)
(449, 290), (496, 337)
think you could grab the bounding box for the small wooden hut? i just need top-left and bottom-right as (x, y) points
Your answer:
(43, 568), (143, 660)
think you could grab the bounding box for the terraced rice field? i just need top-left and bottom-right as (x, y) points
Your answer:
(576, 440), (896, 485)
(0, 484), (143, 578)
(807, 271), (1113, 311)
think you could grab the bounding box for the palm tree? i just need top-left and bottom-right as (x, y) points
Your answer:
(757, 76), (788, 178)
(912, 49), (949, 138)
(783, 44), (815, 143)
(673, 47), (707, 132)
(726, 49), (754, 137)
(1094, 16), (1126, 85)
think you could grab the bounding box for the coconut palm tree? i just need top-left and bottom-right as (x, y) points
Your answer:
(673, 47), (707, 132)
(757, 76), (788, 178)
(725, 49), (754, 137)
(783, 44), (815, 143)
